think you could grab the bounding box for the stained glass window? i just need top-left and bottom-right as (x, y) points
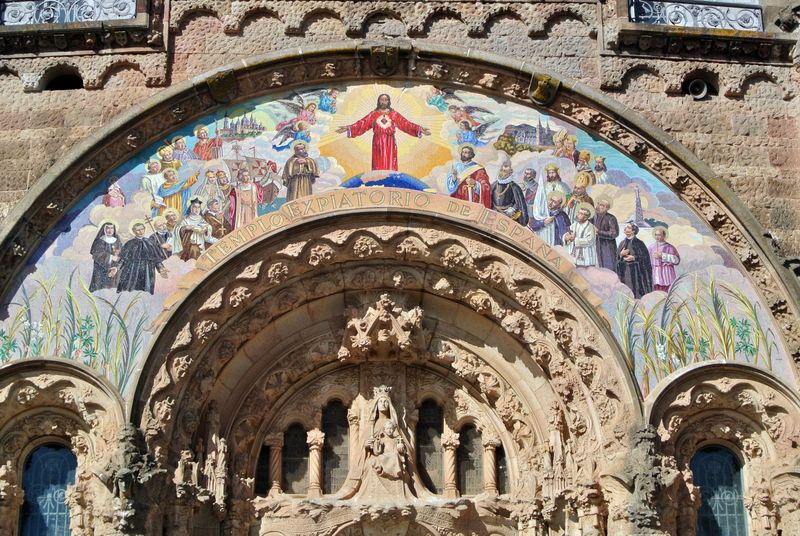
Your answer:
(691, 445), (748, 536)
(282, 424), (309, 494)
(415, 399), (443, 494)
(322, 400), (349, 494)
(20, 444), (77, 536)
(496, 445), (509, 495)
(457, 425), (483, 496)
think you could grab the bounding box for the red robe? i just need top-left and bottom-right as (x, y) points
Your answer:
(450, 166), (491, 208)
(228, 183), (264, 229)
(346, 110), (423, 171)
(193, 137), (223, 160)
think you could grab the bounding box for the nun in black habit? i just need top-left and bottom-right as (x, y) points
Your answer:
(89, 222), (121, 292)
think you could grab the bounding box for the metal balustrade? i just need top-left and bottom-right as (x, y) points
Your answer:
(0, 0), (135, 25)
(629, 0), (763, 31)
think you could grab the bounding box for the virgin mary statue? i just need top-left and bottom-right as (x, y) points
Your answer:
(338, 386), (424, 500)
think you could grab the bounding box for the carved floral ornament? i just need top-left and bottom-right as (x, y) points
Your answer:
(0, 362), (127, 536)
(1, 45), (798, 385)
(649, 366), (800, 462)
(131, 219), (638, 518)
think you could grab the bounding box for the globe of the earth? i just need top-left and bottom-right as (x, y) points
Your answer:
(338, 170), (436, 192)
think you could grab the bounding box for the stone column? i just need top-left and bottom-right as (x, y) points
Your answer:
(306, 429), (325, 498)
(263, 433), (284, 496)
(442, 429), (460, 498)
(482, 436), (501, 496)
(347, 407), (360, 477)
(0, 460), (23, 536)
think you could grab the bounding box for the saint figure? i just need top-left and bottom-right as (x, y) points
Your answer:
(530, 191), (571, 247)
(229, 171), (264, 229)
(172, 136), (199, 162)
(650, 227), (681, 292)
(563, 204), (597, 267)
(175, 198), (216, 261)
(157, 168), (198, 216)
(338, 386), (421, 500)
(447, 145), (492, 208)
(282, 141), (319, 202)
(336, 94), (430, 171)
(148, 216), (173, 261)
(204, 198), (230, 239)
(116, 222), (168, 294)
(593, 196), (619, 270)
(616, 223), (653, 298)
(89, 222), (121, 292)
(193, 126), (223, 160)
(102, 178), (126, 208)
(565, 171), (594, 222)
(141, 160), (166, 217)
(594, 157), (609, 184)
(491, 159), (528, 226)
(542, 164), (571, 201)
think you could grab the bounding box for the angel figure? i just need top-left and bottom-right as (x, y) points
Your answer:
(426, 87), (463, 112)
(448, 103), (494, 127)
(272, 95), (318, 139)
(456, 119), (498, 147)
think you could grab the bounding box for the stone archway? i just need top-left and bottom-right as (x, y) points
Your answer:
(0, 42), (798, 536)
(0, 359), (126, 535)
(130, 205), (641, 535)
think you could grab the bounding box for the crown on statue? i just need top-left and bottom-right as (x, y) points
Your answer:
(373, 385), (392, 398)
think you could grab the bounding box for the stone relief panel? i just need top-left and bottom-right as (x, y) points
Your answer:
(647, 366), (800, 536)
(0, 363), (126, 535)
(135, 252), (639, 535)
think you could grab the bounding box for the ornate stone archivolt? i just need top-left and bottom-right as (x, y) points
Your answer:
(0, 360), (125, 535)
(2, 44), (798, 383)
(128, 215), (640, 535)
(647, 363), (800, 536)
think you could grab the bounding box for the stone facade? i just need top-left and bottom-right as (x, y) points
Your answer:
(1, 0), (800, 535)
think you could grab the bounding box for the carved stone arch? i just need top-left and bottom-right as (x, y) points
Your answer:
(647, 362), (800, 463)
(647, 362), (800, 535)
(0, 359), (126, 535)
(124, 210), (640, 534)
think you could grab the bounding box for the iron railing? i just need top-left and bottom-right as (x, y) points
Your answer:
(0, 0), (135, 25)
(629, 0), (763, 31)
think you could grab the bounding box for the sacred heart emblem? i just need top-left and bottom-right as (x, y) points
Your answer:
(377, 115), (392, 129)
(369, 45), (400, 77)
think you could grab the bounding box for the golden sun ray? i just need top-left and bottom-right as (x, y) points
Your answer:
(316, 83), (454, 179)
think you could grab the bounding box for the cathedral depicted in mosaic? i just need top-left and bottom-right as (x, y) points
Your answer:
(0, 0), (798, 535)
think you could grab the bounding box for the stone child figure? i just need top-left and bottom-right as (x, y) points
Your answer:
(338, 386), (418, 500)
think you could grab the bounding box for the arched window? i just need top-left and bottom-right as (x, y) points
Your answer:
(457, 425), (483, 495)
(282, 424), (309, 494)
(496, 445), (509, 495)
(20, 443), (77, 536)
(415, 399), (443, 494)
(254, 445), (270, 495)
(690, 445), (748, 536)
(322, 400), (349, 494)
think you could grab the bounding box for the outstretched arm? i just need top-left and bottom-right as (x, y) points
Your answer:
(336, 111), (375, 137)
(394, 112), (430, 137)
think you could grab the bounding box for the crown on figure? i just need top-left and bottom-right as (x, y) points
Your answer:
(373, 385), (392, 398)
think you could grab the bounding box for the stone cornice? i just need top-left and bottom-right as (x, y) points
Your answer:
(0, 0), (165, 56)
